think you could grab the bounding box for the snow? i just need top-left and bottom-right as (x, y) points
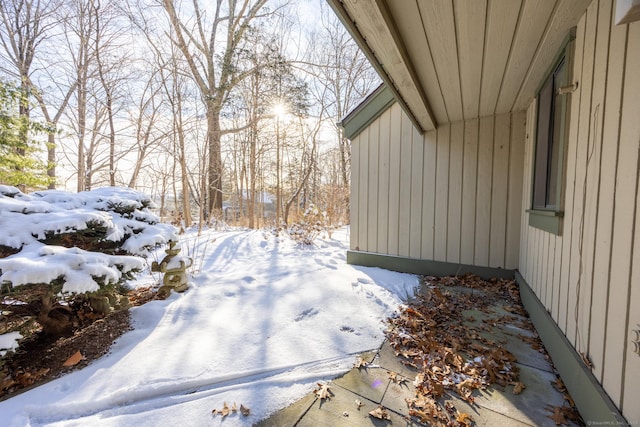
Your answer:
(0, 331), (21, 357)
(0, 187), (419, 426)
(0, 185), (177, 293)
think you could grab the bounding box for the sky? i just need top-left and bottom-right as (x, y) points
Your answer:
(0, 185), (418, 426)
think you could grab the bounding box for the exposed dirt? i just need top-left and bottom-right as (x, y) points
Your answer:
(0, 286), (158, 401)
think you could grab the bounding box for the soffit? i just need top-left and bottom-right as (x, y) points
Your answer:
(328, 0), (592, 127)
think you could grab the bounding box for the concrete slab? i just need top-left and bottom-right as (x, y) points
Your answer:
(470, 364), (567, 426)
(375, 341), (419, 378)
(477, 329), (553, 372)
(444, 395), (534, 427)
(254, 392), (317, 427)
(296, 385), (422, 427)
(332, 367), (390, 404)
(380, 375), (414, 416)
(462, 307), (553, 372)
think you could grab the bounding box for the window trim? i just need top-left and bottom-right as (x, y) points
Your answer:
(528, 29), (576, 235)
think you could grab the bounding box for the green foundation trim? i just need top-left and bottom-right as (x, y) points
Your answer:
(346, 250), (514, 280)
(515, 271), (627, 425)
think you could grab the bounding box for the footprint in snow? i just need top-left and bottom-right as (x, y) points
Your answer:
(340, 325), (355, 333)
(314, 257), (338, 270)
(242, 276), (255, 283)
(294, 308), (319, 322)
(357, 277), (373, 285)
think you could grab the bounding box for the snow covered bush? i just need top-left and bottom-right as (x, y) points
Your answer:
(287, 204), (333, 245)
(0, 185), (177, 335)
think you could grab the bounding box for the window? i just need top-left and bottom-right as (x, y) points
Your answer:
(529, 34), (574, 235)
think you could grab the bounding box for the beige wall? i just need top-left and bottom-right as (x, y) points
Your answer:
(350, 103), (525, 269)
(519, 0), (640, 421)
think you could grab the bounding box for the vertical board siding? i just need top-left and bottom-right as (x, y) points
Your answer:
(410, 125), (424, 259)
(377, 109), (391, 254)
(591, 3), (625, 384)
(623, 133), (640, 420)
(351, 110), (524, 269)
(350, 132), (360, 250)
(367, 119), (380, 253)
(475, 116), (495, 266)
(421, 130), (438, 260)
(447, 122), (464, 263)
(388, 104), (402, 256)
(489, 114), (510, 267)
(603, 19), (639, 410)
(358, 126), (369, 251)
(519, 1), (640, 420)
(506, 112), (525, 269)
(461, 120), (479, 265)
(564, 0), (595, 348)
(434, 126), (451, 261)
(398, 111), (413, 257)
(519, 101), (536, 280)
(582, 0), (611, 363)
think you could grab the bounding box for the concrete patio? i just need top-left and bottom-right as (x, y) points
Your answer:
(257, 282), (582, 427)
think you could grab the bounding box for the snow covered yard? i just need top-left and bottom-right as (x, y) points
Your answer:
(0, 225), (419, 426)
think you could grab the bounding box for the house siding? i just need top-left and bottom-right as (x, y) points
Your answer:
(350, 102), (525, 269)
(519, 0), (640, 421)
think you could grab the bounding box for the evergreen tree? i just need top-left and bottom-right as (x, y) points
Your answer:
(0, 80), (54, 189)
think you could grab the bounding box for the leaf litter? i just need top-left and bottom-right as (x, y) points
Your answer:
(385, 274), (584, 426)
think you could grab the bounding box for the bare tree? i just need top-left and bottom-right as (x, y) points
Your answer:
(161, 0), (275, 218)
(304, 4), (379, 190)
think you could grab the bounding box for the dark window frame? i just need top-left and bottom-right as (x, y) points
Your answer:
(528, 31), (575, 235)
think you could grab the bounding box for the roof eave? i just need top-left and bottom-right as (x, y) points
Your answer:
(326, 0), (436, 133)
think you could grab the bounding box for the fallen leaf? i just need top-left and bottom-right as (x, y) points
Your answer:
(63, 351), (83, 367)
(220, 402), (230, 417)
(580, 352), (594, 369)
(240, 404), (250, 416)
(456, 411), (473, 427)
(354, 357), (368, 369)
(408, 408), (437, 424)
(388, 371), (407, 384)
(369, 406), (390, 420)
(231, 402), (237, 413)
(0, 375), (16, 391)
(551, 378), (566, 393)
(315, 383), (333, 400)
(546, 405), (568, 425)
(429, 380), (445, 398)
(513, 382), (526, 395)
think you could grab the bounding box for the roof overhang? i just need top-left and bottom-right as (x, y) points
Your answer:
(327, 0), (592, 130)
(327, 0), (436, 133)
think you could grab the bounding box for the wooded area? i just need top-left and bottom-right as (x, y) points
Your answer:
(0, 0), (379, 228)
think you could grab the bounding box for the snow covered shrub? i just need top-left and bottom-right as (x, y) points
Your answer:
(0, 185), (177, 335)
(287, 204), (332, 245)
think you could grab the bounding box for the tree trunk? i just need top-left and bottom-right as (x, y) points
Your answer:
(248, 124), (257, 229)
(207, 104), (223, 216)
(178, 129), (192, 228)
(77, 84), (86, 192)
(275, 118), (281, 223)
(47, 132), (56, 189)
